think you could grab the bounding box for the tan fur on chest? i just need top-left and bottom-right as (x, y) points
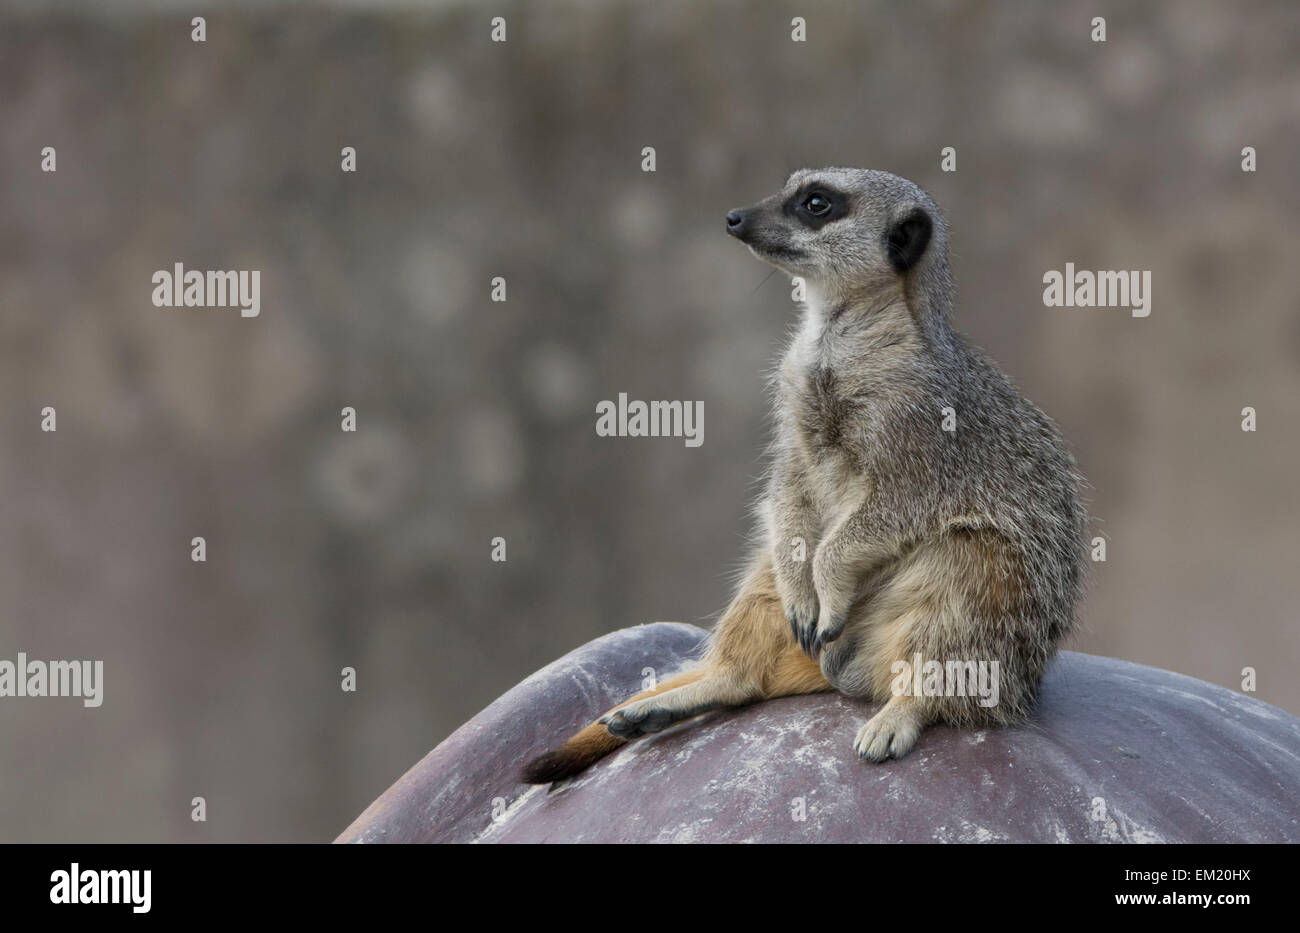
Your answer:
(776, 293), (917, 519)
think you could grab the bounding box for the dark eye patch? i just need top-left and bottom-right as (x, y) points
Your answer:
(782, 184), (849, 230)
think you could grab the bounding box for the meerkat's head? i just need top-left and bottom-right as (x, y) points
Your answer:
(726, 167), (949, 303)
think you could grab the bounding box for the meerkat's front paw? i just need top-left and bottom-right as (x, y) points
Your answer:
(600, 700), (675, 738)
(853, 704), (922, 762)
(776, 572), (821, 656)
(784, 595), (821, 656)
(810, 604), (847, 658)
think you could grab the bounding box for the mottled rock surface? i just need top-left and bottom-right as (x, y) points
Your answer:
(337, 623), (1300, 843)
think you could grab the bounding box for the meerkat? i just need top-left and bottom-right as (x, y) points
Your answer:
(521, 168), (1087, 782)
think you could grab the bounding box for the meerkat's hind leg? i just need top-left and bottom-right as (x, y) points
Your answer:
(601, 671), (756, 738)
(603, 632), (833, 738)
(602, 550), (833, 739)
(854, 694), (926, 762)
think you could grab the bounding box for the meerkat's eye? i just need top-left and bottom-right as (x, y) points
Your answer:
(804, 193), (832, 216)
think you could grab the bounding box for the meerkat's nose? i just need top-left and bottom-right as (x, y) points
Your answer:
(725, 209), (748, 237)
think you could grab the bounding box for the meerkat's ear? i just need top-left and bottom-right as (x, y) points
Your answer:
(884, 207), (933, 273)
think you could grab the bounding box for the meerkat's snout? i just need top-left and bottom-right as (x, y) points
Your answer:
(724, 197), (811, 273)
(724, 204), (758, 245)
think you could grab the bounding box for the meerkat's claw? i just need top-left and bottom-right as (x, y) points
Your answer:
(854, 706), (922, 762)
(799, 621), (818, 657)
(810, 613), (846, 659)
(784, 600), (820, 657)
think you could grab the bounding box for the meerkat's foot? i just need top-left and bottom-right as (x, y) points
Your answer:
(854, 700), (923, 762)
(600, 699), (677, 738)
(784, 596), (820, 656)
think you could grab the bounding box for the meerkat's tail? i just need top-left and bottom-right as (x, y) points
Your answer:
(519, 668), (707, 784)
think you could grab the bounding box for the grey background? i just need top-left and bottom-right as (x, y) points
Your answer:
(1, 0), (1298, 842)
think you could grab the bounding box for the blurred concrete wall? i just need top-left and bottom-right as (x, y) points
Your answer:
(1, 0), (1298, 841)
